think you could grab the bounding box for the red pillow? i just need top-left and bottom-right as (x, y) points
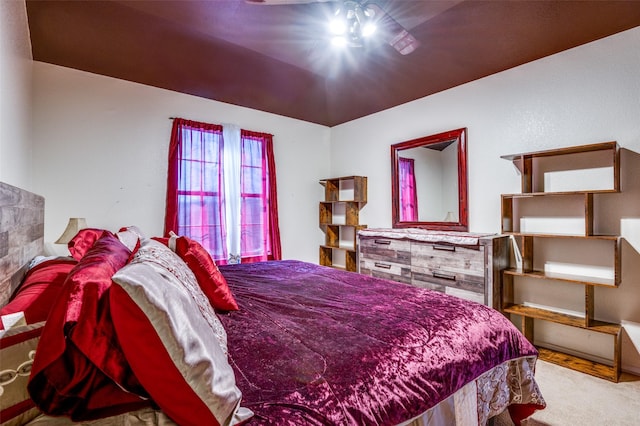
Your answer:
(67, 228), (107, 260)
(28, 232), (148, 420)
(174, 236), (238, 311)
(0, 258), (77, 329)
(110, 285), (222, 425)
(153, 235), (238, 311)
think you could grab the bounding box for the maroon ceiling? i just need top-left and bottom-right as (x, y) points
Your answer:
(26, 1), (640, 127)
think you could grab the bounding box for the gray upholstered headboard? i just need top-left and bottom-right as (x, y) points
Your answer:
(0, 181), (44, 306)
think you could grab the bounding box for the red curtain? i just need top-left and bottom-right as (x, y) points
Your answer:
(164, 118), (228, 262)
(399, 157), (418, 221)
(240, 130), (282, 262)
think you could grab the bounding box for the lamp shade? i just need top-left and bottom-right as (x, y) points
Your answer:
(55, 218), (88, 244)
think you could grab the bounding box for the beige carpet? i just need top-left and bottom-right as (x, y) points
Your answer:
(495, 360), (640, 425)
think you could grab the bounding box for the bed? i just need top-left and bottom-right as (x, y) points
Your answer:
(0, 181), (545, 426)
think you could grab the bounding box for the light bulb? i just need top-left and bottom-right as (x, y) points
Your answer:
(331, 35), (347, 47)
(329, 18), (347, 35)
(362, 22), (376, 37)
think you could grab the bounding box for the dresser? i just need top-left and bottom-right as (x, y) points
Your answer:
(358, 229), (509, 308)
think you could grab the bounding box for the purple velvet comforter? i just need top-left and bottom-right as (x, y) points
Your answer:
(218, 260), (539, 425)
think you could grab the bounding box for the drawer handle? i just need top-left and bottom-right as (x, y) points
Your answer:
(433, 244), (455, 252)
(432, 271), (456, 281)
(374, 262), (392, 269)
(374, 239), (391, 245)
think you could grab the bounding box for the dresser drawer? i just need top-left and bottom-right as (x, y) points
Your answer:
(359, 237), (411, 284)
(411, 243), (485, 297)
(359, 237), (410, 263)
(360, 258), (412, 284)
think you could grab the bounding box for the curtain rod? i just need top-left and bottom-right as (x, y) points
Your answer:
(168, 118), (273, 137)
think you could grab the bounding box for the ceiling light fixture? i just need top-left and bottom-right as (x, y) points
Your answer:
(329, 0), (377, 48)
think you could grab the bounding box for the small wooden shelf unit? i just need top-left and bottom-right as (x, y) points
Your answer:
(319, 176), (367, 272)
(500, 141), (622, 382)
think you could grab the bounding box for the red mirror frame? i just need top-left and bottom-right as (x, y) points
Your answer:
(391, 127), (468, 231)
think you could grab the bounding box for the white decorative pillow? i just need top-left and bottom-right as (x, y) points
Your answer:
(110, 239), (252, 425)
(115, 229), (140, 253)
(0, 321), (45, 426)
(116, 225), (148, 254)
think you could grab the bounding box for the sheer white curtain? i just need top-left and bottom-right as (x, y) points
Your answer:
(223, 124), (242, 264)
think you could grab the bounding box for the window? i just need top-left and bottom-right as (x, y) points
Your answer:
(165, 119), (281, 264)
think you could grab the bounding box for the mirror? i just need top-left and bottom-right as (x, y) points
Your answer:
(391, 128), (468, 231)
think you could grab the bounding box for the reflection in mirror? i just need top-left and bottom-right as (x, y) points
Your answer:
(391, 128), (468, 231)
(398, 141), (459, 222)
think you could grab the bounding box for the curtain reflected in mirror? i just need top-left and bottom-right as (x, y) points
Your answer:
(391, 128), (468, 231)
(398, 158), (418, 221)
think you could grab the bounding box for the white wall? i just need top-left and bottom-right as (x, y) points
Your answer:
(330, 27), (640, 373)
(31, 62), (330, 263)
(0, 0), (33, 189)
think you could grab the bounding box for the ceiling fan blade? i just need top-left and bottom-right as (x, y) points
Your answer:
(389, 27), (419, 55)
(366, 3), (419, 55)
